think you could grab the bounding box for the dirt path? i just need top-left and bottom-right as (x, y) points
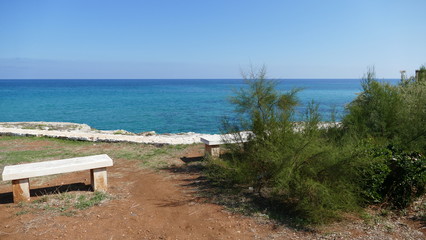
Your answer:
(0, 148), (283, 240)
(0, 144), (424, 240)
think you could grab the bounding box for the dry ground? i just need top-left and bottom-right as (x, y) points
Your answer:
(0, 136), (424, 239)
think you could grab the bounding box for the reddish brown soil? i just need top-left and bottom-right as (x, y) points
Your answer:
(0, 144), (424, 240)
(0, 147), (282, 240)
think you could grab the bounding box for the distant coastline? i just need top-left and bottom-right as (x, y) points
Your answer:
(0, 121), (341, 145)
(0, 122), (219, 145)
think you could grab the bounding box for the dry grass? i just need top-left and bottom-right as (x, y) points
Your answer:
(0, 135), (192, 214)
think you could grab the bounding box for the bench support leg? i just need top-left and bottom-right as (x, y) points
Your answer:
(12, 178), (30, 203)
(91, 167), (108, 192)
(205, 144), (220, 158)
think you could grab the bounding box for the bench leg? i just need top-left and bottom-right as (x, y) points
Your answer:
(91, 167), (108, 192)
(205, 144), (220, 157)
(12, 178), (30, 203)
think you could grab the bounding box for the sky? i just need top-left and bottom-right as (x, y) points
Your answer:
(0, 0), (425, 79)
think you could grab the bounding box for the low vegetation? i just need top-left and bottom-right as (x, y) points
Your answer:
(15, 191), (110, 216)
(205, 65), (426, 225)
(0, 136), (188, 215)
(0, 136), (187, 171)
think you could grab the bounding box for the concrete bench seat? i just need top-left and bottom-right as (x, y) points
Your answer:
(200, 132), (252, 157)
(1, 154), (113, 203)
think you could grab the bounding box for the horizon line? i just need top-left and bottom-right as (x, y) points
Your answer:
(0, 77), (400, 80)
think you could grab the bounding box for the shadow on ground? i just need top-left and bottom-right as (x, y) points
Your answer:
(180, 156), (203, 164)
(161, 154), (311, 231)
(0, 182), (92, 204)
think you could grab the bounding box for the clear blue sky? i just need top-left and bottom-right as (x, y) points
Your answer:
(1, 0), (425, 79)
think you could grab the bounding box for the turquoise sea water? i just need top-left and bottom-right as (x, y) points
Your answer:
(0, 79), (399, 134)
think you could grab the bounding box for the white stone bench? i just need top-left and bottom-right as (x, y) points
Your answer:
(200, 132), (251, 157)
(1, 154), (113, 203)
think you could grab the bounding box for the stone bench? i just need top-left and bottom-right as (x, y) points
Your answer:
(1, 154), (113, 203)
(200, 132), (251, 157)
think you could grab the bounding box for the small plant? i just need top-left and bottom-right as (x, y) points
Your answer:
(15, 210), (30, 216)
(113, 130), (133, 135)
(74, 191), (110, 210)
(13, 191), (111, 216)
(33, 195), (49, 203)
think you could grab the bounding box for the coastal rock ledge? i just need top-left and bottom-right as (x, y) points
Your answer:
(0, 122), (218, 145)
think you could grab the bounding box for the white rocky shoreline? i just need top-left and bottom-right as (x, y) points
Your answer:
(0, 122), (220, 145)
(0, 121), (342, 145)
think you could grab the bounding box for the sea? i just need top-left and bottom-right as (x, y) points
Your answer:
(0, 79), (399, 134)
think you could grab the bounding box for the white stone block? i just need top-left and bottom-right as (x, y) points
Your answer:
(2, 154), (113, 181)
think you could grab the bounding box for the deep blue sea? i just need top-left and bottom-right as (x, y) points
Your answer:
(0, 79), (399, 134)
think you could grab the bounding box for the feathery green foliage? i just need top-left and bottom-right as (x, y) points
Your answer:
(343, 66), (426, 209)
(344, 66), (426, 151)
(344, 67), (403, 140)
(207, 66), (361, 224)
(206, 65), (426, 225)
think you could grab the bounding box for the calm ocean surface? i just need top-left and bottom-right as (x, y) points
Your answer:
(0, 79), (399, 134)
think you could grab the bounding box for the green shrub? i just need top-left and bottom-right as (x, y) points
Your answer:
(397, 66), (426, 152)
(206, 65), (426, 225)
(357, 144), (426, 208)
(343, 66), (426, 209)
(204, 155), (242, 187)
(358, 155), (391, 204)
(382, 146), (426, 208)
(343, 67), (403, 140)
(210, 66), (360, 224)
(344, 66), (426, 152)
